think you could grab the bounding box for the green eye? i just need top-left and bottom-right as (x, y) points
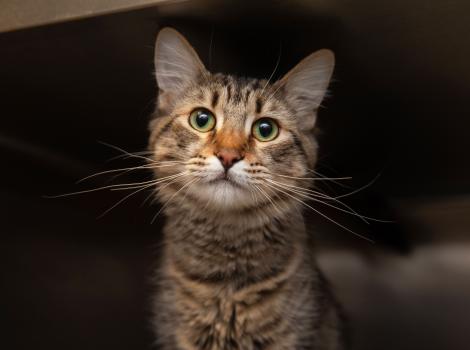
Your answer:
(252, 118), (279, 142)
(189, 108), (216, 132)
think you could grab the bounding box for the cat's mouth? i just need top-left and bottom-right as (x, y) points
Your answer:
(191, 171), (252, 208)
(207, 173), (242, 189)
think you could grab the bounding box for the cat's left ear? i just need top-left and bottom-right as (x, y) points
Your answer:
(276, 49), (335, 130)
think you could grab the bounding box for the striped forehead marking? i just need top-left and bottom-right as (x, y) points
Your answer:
(209, 75), (268, 131)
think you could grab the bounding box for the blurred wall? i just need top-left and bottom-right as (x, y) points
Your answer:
(1, 1), (470, 349)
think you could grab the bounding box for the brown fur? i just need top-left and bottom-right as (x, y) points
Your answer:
(149, 28), (345, 349)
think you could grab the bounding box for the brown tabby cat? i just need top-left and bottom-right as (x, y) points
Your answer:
(149, 28), (345, 350)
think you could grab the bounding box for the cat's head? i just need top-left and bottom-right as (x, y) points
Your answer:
(149, 28), (334, 212)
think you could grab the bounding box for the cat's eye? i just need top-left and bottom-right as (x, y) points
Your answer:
(252, 118), (279, 142)
(189, 108), (216, 132)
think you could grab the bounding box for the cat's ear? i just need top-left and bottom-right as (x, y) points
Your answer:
(154, 28), (207, 112)
(277, 49), (335, 130)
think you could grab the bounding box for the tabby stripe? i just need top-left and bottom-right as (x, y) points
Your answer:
(152, 117), (175, 144)
(173, 247), (285, 283)
(250, 79), (261, 91)
(244, 88), (252, 104)
(255, 313), (285, 337)
(173, 249), (292, 290)
(291, 133), (308, 159)
(233, 85), (243, 103)
(255, 97), (263, 114)
(211, 90), (220, 108)
(226, 84), (232, 102)
(194, 326), (215, 350)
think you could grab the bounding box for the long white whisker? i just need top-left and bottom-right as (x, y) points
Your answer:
(76, 162), (184, 184)
(307, 168), (353, 189)
(253, 184), (284, 218)
(46, 172), (188, 198)
(141, 188), (157, 207)
(99, 141), (156, 163)
(151, 177), (200, 224)
(267, 179), (336, 200)
(98, 182), (157, 218)
(268, 180), (369, 224)
(156, 173), (191, 193)
(264, 183), (305, 217)
(264, 77), (287, 105)
(264, 182), (374, 243)
(334, 173), (382, 199)
(248, 185), (259, 207)
(111, 172), (189, 191)
(268, 179), (393, 224)
(107, 150), (155, 162)
(260, 45), (282, 97)
(271, 173), (353, 181)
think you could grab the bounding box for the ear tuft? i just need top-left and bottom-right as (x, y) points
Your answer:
(154, 27), (207, 93)
(277, 49), (335, 130)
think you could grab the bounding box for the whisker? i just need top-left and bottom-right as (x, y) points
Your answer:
(141, 188), (157, 208)
(178, 177), (199, 204)
(253, 184), (284, 218)
(98, 182), (157, 218)
(110, 172), (189, 191)
(107, 161), (186, 183)
(156, 173), (191, 193)
(46, 172), (187, 198)
(271, 173), (353, 181)
(248, 186), (259, 207)
(269, 179), (392, 224)
(76, 162), (184, 184)
(268, 180), (369, 224)
(107, 163), (183, 182)
(264, 182), (374, 243)
(264, 182), (305, 218)
(107, 150), (155, 162)
(99, 141), (156, 163)
(151, 177), (200, 224)
(260, 43), (282, 97)
(334, 172), (382, 199)
(267, 179), (336, 200)
(263, 77), (287, 105)
(306, 168), (353, 189)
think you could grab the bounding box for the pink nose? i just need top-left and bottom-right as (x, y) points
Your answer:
(216, 149), (242, 170)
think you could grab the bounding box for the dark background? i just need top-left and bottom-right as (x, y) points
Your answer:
(1, 1), (470, 349)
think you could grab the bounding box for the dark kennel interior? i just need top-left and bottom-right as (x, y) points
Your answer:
(1, 1), (470, 349)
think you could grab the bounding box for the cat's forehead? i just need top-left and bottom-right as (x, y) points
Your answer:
(182, 73), (295, 129)
(209, 74), (284, 111)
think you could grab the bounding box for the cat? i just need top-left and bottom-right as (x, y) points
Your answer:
(149, 27), (346, 350)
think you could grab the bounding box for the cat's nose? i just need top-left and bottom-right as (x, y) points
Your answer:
(216, 149), (243, 170)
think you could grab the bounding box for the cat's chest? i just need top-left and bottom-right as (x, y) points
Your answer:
(173, 286), (283, 350)
(164, 246), (304, 347)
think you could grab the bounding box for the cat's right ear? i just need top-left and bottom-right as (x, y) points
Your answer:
(154, 28), (207, 113)
(276, 49), (335, 131)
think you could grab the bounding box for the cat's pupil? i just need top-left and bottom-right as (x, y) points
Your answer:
(196, 112), (209, 127)
(259, 122), (273, 138)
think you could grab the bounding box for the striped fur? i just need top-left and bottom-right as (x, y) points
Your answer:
(149, 28), (345, 349)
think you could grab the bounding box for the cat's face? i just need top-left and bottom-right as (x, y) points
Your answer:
(149, 28), (334, 212)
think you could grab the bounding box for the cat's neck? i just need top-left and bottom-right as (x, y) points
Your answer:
(162, 199), (306, 288)
(164, 197), (304, 239)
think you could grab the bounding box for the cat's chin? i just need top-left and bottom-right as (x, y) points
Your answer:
(188, 179), (253, 210)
